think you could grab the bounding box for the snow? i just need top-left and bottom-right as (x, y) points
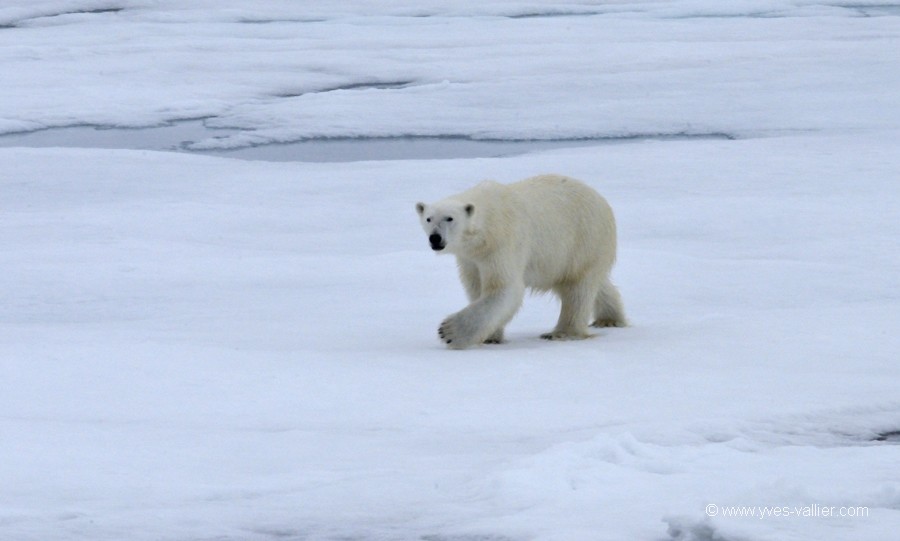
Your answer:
(2, 1), (900, 147)
(1, 2), (899, 541)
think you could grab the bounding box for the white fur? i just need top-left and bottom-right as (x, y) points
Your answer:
(416, 174), (626, 349)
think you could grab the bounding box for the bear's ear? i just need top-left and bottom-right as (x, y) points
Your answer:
(464, 204), (475, 217)
(415, 202), (426, 215)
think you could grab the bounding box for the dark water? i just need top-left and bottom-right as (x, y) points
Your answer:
(0, 121), (733, 162)
(874, 430), (900, 443)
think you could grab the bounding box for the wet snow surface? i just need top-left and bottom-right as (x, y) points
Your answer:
(1, 1), (899, 540)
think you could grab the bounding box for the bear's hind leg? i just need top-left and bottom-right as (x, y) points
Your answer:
(591, 278), (627, 328)
(542, 281), (596, 340)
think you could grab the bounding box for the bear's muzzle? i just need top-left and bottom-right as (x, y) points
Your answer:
(429, 233), (445, 251)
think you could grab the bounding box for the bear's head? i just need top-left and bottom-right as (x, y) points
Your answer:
(415, 200), (475, 253)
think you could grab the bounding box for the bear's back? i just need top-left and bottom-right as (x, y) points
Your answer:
(511, 174), (616, 286)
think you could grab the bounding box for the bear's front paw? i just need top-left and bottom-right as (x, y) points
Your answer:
(438, 313), (483, 349)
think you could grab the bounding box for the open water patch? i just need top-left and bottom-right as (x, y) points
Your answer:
(848, 4), (900, 16)
(0, 121), (734, 163)
(274, 80), (418, 99)
(506, 11), (602, 19)
(664, 3), (900, 18)
(236, 17), (329, 24)
(0, 6), (125, 28)
(873, 430), (900, 443)
(205, 134), (735, 162)
(0, 121), (228, 154)
(419, 534), (515, 541)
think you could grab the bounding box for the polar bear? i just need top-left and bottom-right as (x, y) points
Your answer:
(416, 174), (625, 349)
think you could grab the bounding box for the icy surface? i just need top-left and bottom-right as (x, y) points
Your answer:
(1, 2), (900, 541)
(3, 135), (899, 541)
(1, 0), (900, 149)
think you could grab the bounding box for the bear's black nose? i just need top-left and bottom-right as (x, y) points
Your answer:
(429, 233), (444, 251)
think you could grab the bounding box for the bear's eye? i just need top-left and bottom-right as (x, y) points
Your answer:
(446, 217), (453, 222)
(426, 217), (432, 223)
